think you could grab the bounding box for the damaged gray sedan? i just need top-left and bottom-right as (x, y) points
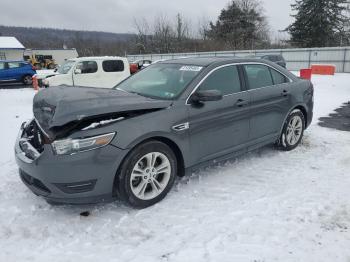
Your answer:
(15, 57), (313, 208)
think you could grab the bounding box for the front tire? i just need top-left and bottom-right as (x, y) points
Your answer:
(277, 110), (305, 151)
(22, 75), (33, 85)
(116, 141), (177, 208)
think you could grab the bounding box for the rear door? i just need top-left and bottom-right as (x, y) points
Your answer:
(188, 65), (251, 164)
(72, 60), (99, 87)
(7, 62), (22, 80)
(243, 64), (292, 143)
(0, 62), (8, 81)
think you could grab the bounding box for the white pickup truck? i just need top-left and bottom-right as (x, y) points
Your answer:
(42, 56), (130, 88)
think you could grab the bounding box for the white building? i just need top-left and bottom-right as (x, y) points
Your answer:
(0, 37), (25, 60)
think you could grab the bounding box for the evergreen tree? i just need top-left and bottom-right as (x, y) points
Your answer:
(205, 0), (270, 50)
(287, 0), (349, 47)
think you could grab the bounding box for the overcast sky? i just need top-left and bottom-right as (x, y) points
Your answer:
(0, 0), (295, 36)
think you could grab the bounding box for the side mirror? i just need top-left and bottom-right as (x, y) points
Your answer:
(74, 68), (82, 74)
(190, 89), (223, 103)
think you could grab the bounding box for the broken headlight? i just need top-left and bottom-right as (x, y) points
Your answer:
(51, 133), (115, 155)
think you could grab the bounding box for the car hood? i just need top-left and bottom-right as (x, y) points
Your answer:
(33, 86), (172, 138)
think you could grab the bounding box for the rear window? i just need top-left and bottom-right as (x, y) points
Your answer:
(270, 68), (288, 85)
(8, 62), (21, 69)
(102, 60), (124, 72)
(0, 62), (5, 70)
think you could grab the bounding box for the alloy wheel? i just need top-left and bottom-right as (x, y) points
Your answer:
(23, 76), (32, 85)
(286, 115), (303, 146)
(130, 152), (172, 200)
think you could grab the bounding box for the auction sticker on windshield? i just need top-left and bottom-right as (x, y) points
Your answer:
(179, 66), (203, 72)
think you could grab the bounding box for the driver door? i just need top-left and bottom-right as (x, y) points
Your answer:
(188, 65), (251, 165)
(73, 60), (99, 87)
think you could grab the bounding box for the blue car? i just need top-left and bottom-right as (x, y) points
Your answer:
(0, 60), (36, 85)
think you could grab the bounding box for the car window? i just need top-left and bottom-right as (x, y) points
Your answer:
(270, 68), (288, 85)
(76, 61), (98, 74)
(116, 63), (202, 100)
(244, 64), (273, 90)
(57, 60), (75, 74)
(199, 65), (241, 95)
(102, 60), (124, 72)
(8, 62), (21, 69)
(0, 62), (5, 70)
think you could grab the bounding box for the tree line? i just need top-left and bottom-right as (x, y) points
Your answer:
(1, 0), (349, 56)
(132, 0), (350, 54)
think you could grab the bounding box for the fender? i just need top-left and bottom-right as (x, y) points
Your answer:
(278, 103), (308, 136)
(117, 130), (190, 168)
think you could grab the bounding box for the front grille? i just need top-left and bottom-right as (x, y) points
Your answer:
(20, 170), (51, 194)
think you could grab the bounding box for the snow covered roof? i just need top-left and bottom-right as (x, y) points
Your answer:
(0, 37), (25, 49)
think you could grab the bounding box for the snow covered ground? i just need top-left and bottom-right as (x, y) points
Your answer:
(1, 74), (350, 262)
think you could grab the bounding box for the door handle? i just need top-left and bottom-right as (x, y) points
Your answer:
(236, 99), (249, 107)
(281, 90), (289, 97)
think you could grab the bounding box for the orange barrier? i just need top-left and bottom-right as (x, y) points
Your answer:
(300, 69), (312, 80)
(32, 75), (39, 91)
(311, 65), (336, 75)
(130, 63), (139, 74)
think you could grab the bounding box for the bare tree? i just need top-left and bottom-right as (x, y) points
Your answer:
(152, 14), (175, 53)
(174, 13), (191, 51)
(133, 17), (151, 53)
(197, 16), (210, 40)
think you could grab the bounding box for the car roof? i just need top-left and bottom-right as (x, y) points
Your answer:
(158, 57), (272, 67)
(0, 60), (28, 63)
(69, 56), (127, 62)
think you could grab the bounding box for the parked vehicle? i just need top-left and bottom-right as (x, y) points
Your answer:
(134, 59), (152, 69)
(260, 54), (287, 68)
(42, 57), (130, 88)
(15, 57), (313, 208)
(0, 60), (36, 85)
(34, 69), (59, 87)
(130, 59), (152, 74)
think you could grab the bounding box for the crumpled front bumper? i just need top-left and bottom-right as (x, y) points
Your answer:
(14, 120), (127, 205)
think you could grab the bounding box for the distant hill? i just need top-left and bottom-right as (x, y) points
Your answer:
(0, 25), (136, 56)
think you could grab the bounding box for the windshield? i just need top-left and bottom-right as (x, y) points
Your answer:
(57, 60), (75, 74)
(115, 63), (203, 100)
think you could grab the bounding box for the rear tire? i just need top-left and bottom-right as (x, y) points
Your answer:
(115, 141), (177, 209)
(277, 110), (305, 151)
(22, 75), (33, 85)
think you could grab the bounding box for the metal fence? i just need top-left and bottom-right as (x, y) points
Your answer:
(127, 46), (350, 73)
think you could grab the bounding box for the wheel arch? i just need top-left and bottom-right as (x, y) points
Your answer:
(112, 135), (186, 198)
(115, 135), (186, 182)
(279, 104), (308, 136)
(22, 74), (33, 85)
(293, 105), (308, 126)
